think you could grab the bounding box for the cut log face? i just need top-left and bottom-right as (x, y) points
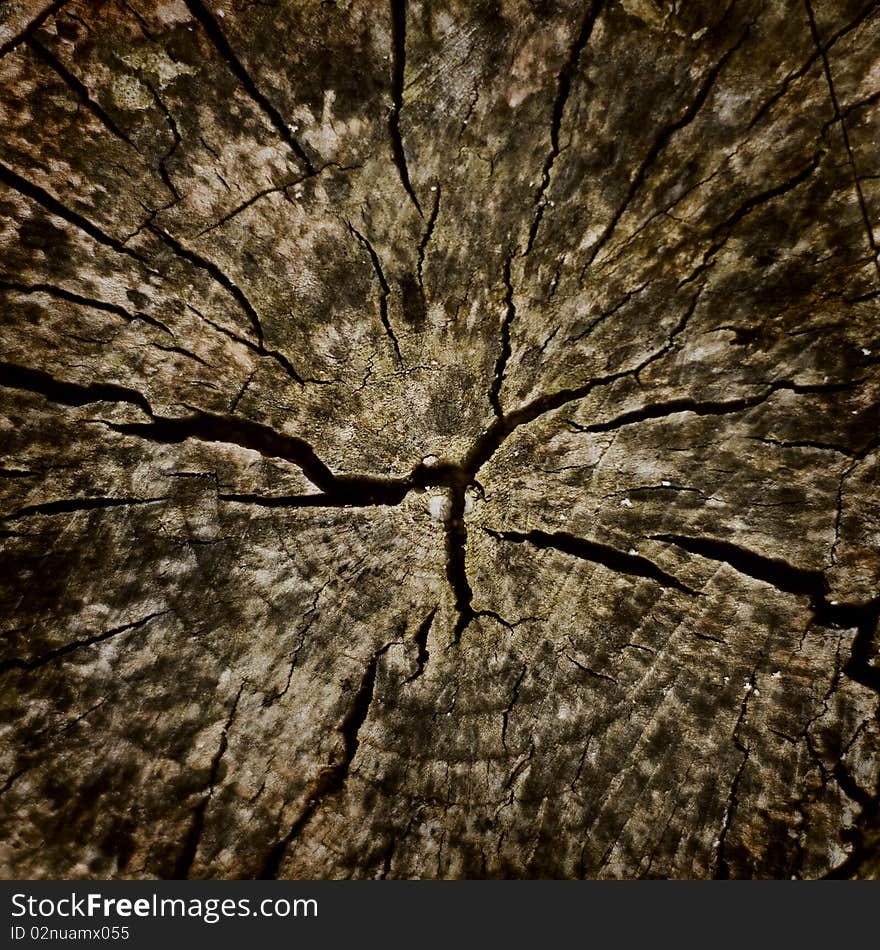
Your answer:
(0, 0), (878, 880)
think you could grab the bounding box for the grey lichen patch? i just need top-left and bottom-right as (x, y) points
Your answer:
(0, 0), (878, 881)
(619, 0), (678, 33)
(109, 72), (154, 111)
(118, 47), (198, 90)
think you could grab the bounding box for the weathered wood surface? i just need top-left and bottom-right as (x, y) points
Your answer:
(0, 0), (878, 879)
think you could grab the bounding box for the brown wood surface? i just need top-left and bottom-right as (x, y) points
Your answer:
(1, 0), (879, 878)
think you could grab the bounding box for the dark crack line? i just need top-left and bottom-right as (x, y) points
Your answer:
(0, 0), (69, 58)
(620, 483), (704, 497)
(831, 461), (856, 566)
(651, 533), (880, 694)
(747, 0), (879, 132)
(121, 0), (156, 42)
(710, 151), (824, 241)
(565, 380), (856, 435)
(461, 378), (611, 479)
(347, 223), (403, 364)
(714, 657), (760, 879)
(633, 289), (702, 383)
(485, 527), (696, 595)
(652, 533), (824, 600)
(263, 588), (327, 708)
(502, 742), (535, 794)
(0, 161), (152, 267)
(524, 0), (605, 255)
(148, 225), (263, 342)
(792, 638), (847, 850)
(145, 80), (183, 202)
(173, 681), (245, 879)
(1, 495), (167, 522)
(582, 17), (750, 273)
(805, 0), (880, 284)
(192, 186), (268, 234)
(262, 570), (328, 705)
(538, 326), (560, 355)
(570, 738), (593, 793)
(0, 279), (172, 335)
(27, 36), (132, 146)
(824, 803), (880, 879)
(109, 413), (415, 506)
(406, 607), (438, 683)
(183, 0), (314, 174)
(148, 225), (305, 385)
(447, 485), (475, 643)
(218, 492), (353, 508)
(0, 610), (167, 674)
(824, 754), (880, 879)
(565, 653), (618, 684)
(195, 163), (362, 237)
(389, 0), (422, 216)
(749, 435), (878, 459)
(568, 280), (650, 344)
(488, 254), (516, 418)
(459, 318), (727, 480)
(0, 362), (416, 507)
(228, 370), (255, 413)
(0, 361), (153, 413)
(830, 88), (880, 133)
(379, 809), (422, 879)
(501, 663), (527, 750)
(2, 360), (863, 539)
(597, 156), (741, 274)
(679, 151), (825, 286)
(0, 766), (31, 797)
(417, 186), (440, 292)
(259, 642), (393, 878)
(216, 478), (411, 506)
(746, 53), (821, 133)
(184, 303), (318, 383)
(476, 609), (541, 631)
(152, 341), (211, 367)
(834, 759), (873, 810)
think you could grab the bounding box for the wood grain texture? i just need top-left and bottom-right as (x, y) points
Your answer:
(0, 0), (878, 879)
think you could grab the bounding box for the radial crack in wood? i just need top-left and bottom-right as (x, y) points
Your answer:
(0, 0), (879, 880)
